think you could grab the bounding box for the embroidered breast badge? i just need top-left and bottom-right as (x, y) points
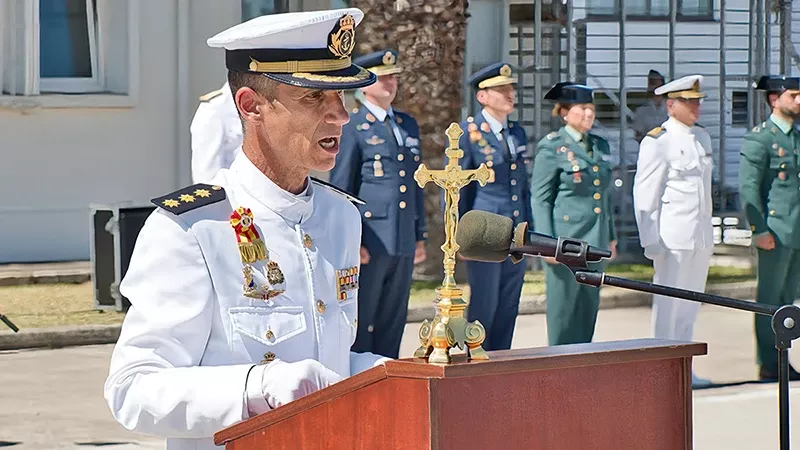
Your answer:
(336, 267), (359, 302)
(230, 207), (286, 300)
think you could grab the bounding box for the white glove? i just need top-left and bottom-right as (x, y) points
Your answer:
(245, 359), (343, 416)
(643, 244), (664, 260)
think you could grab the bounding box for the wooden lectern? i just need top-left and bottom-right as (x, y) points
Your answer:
(214, 338), (705, 449)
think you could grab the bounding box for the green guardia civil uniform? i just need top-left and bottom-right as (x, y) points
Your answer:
(531, 121), (617, 346)
(739, 112), (800, 373)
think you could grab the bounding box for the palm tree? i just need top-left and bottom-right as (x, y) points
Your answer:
(348, 0), (471, 281)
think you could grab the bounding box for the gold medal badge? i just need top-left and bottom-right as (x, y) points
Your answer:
(230, 207), (267, 264)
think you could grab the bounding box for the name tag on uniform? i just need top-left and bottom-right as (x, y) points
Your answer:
(336, 266), (359, 302)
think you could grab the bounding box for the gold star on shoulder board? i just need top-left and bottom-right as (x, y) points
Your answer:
(180, 194), (195, 203)
(162, 199), (180, 208)
(194, 189), (211, 198)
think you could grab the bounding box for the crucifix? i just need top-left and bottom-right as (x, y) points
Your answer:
(413, 122), (493, 364)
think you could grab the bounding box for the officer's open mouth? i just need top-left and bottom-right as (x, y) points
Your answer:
(318, 137), (339, 152)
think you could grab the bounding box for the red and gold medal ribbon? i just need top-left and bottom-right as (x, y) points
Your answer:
(230, 207), (267, 264)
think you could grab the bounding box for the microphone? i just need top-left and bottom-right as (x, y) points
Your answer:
(456, 210), (612, 266)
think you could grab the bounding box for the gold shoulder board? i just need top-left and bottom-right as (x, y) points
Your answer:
(199, 89), (223, 102)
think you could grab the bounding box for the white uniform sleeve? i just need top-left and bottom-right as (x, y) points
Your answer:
(633, 136), (669, 253)
(103, 209), (254, 438)
(190, 102), (227, 184)
(349, 352), (391, 375)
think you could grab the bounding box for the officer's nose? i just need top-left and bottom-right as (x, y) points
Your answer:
(325, 91), (349, 126)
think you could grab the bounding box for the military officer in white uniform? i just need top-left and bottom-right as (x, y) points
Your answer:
(632, 75), (714, 388)
(190, 81), (243, 183)
(103, 9), (389, 450)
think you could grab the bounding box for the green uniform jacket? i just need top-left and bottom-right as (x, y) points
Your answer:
(530, 127), (617, 246)
(739, 118), (800, 249)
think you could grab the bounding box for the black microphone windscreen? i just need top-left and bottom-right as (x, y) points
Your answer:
(456, 210), (514, 262)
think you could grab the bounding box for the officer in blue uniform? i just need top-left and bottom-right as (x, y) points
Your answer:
(329, 49), (427, 359)
(454, 62), (532, 351)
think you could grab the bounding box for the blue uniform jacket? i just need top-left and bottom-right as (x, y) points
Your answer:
(455, 113), (533, 229)
(329, 103), (427, 256)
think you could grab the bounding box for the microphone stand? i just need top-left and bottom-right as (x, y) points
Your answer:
(549, 236), (800, 450)
(0, 312), (19, 333)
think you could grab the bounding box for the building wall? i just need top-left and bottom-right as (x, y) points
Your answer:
(0, 0), (240, 263)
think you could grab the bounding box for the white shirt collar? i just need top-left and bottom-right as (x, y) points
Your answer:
(481, 109), (505, 135)
(229, 150), (314, 224)
(666, 116), (693, 134)
(362, 98), (393, 122)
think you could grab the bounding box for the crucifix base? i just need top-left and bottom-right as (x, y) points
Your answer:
(413, 285), (489, 364)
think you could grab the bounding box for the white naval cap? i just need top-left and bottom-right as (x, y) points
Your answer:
(654, 74), (706, 99)
(206, 8), (376, 90)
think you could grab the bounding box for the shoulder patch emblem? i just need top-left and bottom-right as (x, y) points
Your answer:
(311, 177), (366, 205)
(647, 127), (665, 138)
(198, 89), (223, 102)
(152, 183), (226, 214)
(546, 131), (558, 140)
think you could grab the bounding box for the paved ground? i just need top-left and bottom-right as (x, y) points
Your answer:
(1, 304), (799, 449)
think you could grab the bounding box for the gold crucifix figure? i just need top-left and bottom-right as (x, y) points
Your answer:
(413, 122), (492, 364)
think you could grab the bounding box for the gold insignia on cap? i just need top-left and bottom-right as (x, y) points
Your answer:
(382, 51), (396, 66)
(500, 64), (512, 77)
(328, 14), (356, 59)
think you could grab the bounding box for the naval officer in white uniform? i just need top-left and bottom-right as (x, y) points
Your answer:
(632, 75), (714, 388)
(103, 9), (388, 449)
(190, 81), (243, 184)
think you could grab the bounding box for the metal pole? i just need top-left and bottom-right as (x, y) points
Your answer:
(763, 0), (771, 74)
(718, 0), (727, 210)
(669, 0), (677, 81)
(619, 0), (627, 167)
(566, 0), (574, 81)
(534, 0), (542, 141)
(747, 0), (757, 129)
(779, 0), (791, 74)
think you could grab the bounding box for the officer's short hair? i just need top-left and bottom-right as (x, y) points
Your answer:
(227, 70), (279, 106)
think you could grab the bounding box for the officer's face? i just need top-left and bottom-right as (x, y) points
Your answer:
(564, 103), (595, 132)
(257, 84), (350, 172)
(479, 84), (516, 114)
(774, 90), (800, 117)
(667, 98), (701, 125)
(361, 74), (398, 103)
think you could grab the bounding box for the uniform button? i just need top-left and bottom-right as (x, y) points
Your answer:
(572, 165), (580, 171)
(364, 211), (372, 218)
(512, 195), (518, 201)
(511, 163), (517, 170)
(303, 233), (313, 248)
(486, 161), (494, 167)
(368, 324), (374, 332)
(593, 193), (601, 200)
(374, 154), (381, 160)
(770, 210), (776, 215)
(563, 215), (570, 221)
(593, 166), (599, 172)
(414, 155), (420, 162)
(513, 210), (520, 217)
(397, 154), (405, 161)
(316, 299), (326, 313)
(594, 179), (601, 186)
(399, 201), (407, 209)
(399, 170), (406, 177)
(511, 179), (517, 186)
(399, 185), (407, 193)
(594, 207), (602, 214)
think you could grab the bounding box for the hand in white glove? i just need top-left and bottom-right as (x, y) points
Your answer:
(246, 359), (343, 416)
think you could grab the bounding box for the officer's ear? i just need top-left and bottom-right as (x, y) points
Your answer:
(476, 89), (489, 105)
(235, 87), (266, 123)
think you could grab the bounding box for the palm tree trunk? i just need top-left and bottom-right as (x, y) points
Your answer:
(349, 0), (471, 282)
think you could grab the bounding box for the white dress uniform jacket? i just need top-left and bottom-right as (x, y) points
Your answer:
(104, 151), (386, 450)
(633, 116), (714, 256)
(190, 82), (243, 184)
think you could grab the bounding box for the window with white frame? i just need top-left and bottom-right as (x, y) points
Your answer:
(1, 0), (134, 98)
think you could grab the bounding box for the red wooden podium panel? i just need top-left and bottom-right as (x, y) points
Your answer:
(215, 339), (705, 450)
